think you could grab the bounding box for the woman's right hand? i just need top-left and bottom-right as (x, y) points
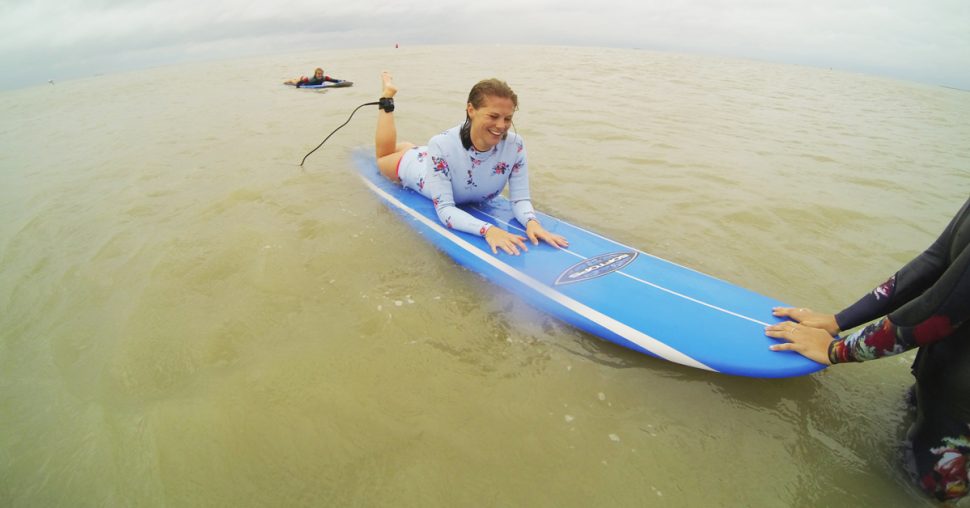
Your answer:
(765, 321), (834, 365)
(485, 226), (528, 256)
(771, 307), (841, 336)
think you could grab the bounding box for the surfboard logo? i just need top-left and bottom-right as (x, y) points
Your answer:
(554, 251), (638, 285)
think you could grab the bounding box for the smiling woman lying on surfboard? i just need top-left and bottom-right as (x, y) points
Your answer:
(373, 72), (568, 256)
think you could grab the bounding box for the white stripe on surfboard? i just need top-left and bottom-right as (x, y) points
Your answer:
(359, 176), (715, 372)
(472, 207), (772, 327)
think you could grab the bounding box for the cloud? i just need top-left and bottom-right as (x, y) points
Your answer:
(0, 0), (445, 87)
(492, 1), (970, 87)
(1, 0), (968, 90)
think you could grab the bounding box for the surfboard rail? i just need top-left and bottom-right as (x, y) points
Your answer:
(284, 80), (354, 89)
(352, 150), (826, 378)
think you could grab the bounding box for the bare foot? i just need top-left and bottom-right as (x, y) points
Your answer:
(381, 71), (397, 98)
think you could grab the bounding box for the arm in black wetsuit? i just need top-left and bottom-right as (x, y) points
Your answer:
(831, 199), (970, 362)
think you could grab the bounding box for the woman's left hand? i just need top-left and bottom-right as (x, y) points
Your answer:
(771, 306), (840, 335)
(765, 322), (834, 365)
(526, 220), (569, 249)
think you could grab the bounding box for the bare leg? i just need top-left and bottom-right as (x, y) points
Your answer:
(375, 72), (414, 181)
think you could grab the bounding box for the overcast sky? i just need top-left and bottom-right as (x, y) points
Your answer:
(2, 0), (968, 90)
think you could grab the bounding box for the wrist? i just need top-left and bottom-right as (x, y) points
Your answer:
(480, 224), (493, 238)
(827, 339), (840, 365)
(824, 315), (841, 336)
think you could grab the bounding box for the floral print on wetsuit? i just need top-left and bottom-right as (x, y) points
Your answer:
(401, 124), (536, 237)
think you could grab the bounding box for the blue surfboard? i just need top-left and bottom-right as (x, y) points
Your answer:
(353, 150), (826, 378)
(285, 80), (353, 89)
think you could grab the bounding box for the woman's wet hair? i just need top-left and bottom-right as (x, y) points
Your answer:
(460, 78), (518, 150)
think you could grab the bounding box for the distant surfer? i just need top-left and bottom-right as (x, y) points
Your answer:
(766, 197), (970, 502)
(373, 71), (568, 256)
(284, 68), (342, 88)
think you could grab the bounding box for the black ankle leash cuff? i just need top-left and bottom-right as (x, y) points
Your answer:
(378, 97), (395, 113)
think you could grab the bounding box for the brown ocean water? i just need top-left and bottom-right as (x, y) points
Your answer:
(1, 45), (968, 506)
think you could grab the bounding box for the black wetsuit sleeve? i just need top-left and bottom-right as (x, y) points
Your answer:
(889, 198), (970, 330)
(832, 245), (970, 362)
(830, 198), (970, 363)
(834, 199), (970, 330)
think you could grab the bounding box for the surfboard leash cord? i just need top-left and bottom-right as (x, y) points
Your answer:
(300, 100), (380, 166)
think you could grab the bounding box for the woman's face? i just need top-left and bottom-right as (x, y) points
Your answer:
(466, 95), (515, 151)
(314, 69), (324, 78)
